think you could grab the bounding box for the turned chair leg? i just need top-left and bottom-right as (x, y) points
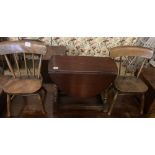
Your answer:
(101, 84), (113, 113)
(7, 94), (11, 117)
(37, 93), (46, 115)
(101, 89), (110, 112)
(140, 93), (145, 115)
(102, 83), (113, 103)
(41, 87), (47, 102)
(107, 91), (118, 116)
(101, 89), (109, 104)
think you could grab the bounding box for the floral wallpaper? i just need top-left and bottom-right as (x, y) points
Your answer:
(9, 37), (140, 57)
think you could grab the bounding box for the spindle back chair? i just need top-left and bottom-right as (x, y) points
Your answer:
(0, 40), (46, 78)
(0, 40), (47, 117)
(107, 46), (154, 116)
(110, 46), (153, 77)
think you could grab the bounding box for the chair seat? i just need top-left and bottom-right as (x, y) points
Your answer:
(3, 78), (42, 94)
(114, 76), (148, 93)
(0, 75), (12, 89)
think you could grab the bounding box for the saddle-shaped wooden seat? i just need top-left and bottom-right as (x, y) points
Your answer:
(0, 75), (11, 89)
(3, 78), (42, 94)
(115, 76), (148, 93)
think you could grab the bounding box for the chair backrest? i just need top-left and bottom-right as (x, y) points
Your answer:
(0, 40), (47, 79)
(110, 46), (154, 78)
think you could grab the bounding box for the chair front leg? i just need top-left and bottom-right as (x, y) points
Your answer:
(41, 86), (47, 102)
(107, 91), (118, 116)
(10, 95), (16, 101)
(37, 93), (46, 115)
(7, 94), (11, 117)
(101, 84), (113, 113)
(101, 83), (113, 104)
(140, 93), (145, 115)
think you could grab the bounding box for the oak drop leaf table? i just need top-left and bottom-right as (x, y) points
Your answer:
(48, 55), (117, 114)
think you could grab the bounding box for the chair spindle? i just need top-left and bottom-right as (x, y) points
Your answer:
(23, 53), (29, 76)
(4, 54), (16, 78)
(32, 54), (35, 77)
(13, 54), (21, 77)
(136, 58), (146, 78)
(118, 56), (122, 75)
(38, 55), (43, 79)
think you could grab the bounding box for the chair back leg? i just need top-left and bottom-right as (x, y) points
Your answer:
(7, 94), (11, 117)
(140, 93), (145, 115)
(37, 93), (46, 115)
(108, 91), (118, 116)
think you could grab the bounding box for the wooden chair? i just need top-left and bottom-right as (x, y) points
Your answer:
(0, 40), (47, 117)
(107, 46), (154, 116)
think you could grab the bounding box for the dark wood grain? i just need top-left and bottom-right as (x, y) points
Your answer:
(42, 46), (66, 83)
(48, 55), (117, 98)
(49, 55), (117, 74)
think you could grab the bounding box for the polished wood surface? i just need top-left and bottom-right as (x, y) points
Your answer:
(3, 79), (42, 94)
(110, 46), (153, 58)
(49, 55), (117, 74)
(42, 46), (66, 83)
(48, 55), (117, 98)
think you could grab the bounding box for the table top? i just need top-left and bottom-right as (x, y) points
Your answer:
(48, 55), (117, 98)
(142, 67), (155, 90)
(48, 55), (117, 74)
